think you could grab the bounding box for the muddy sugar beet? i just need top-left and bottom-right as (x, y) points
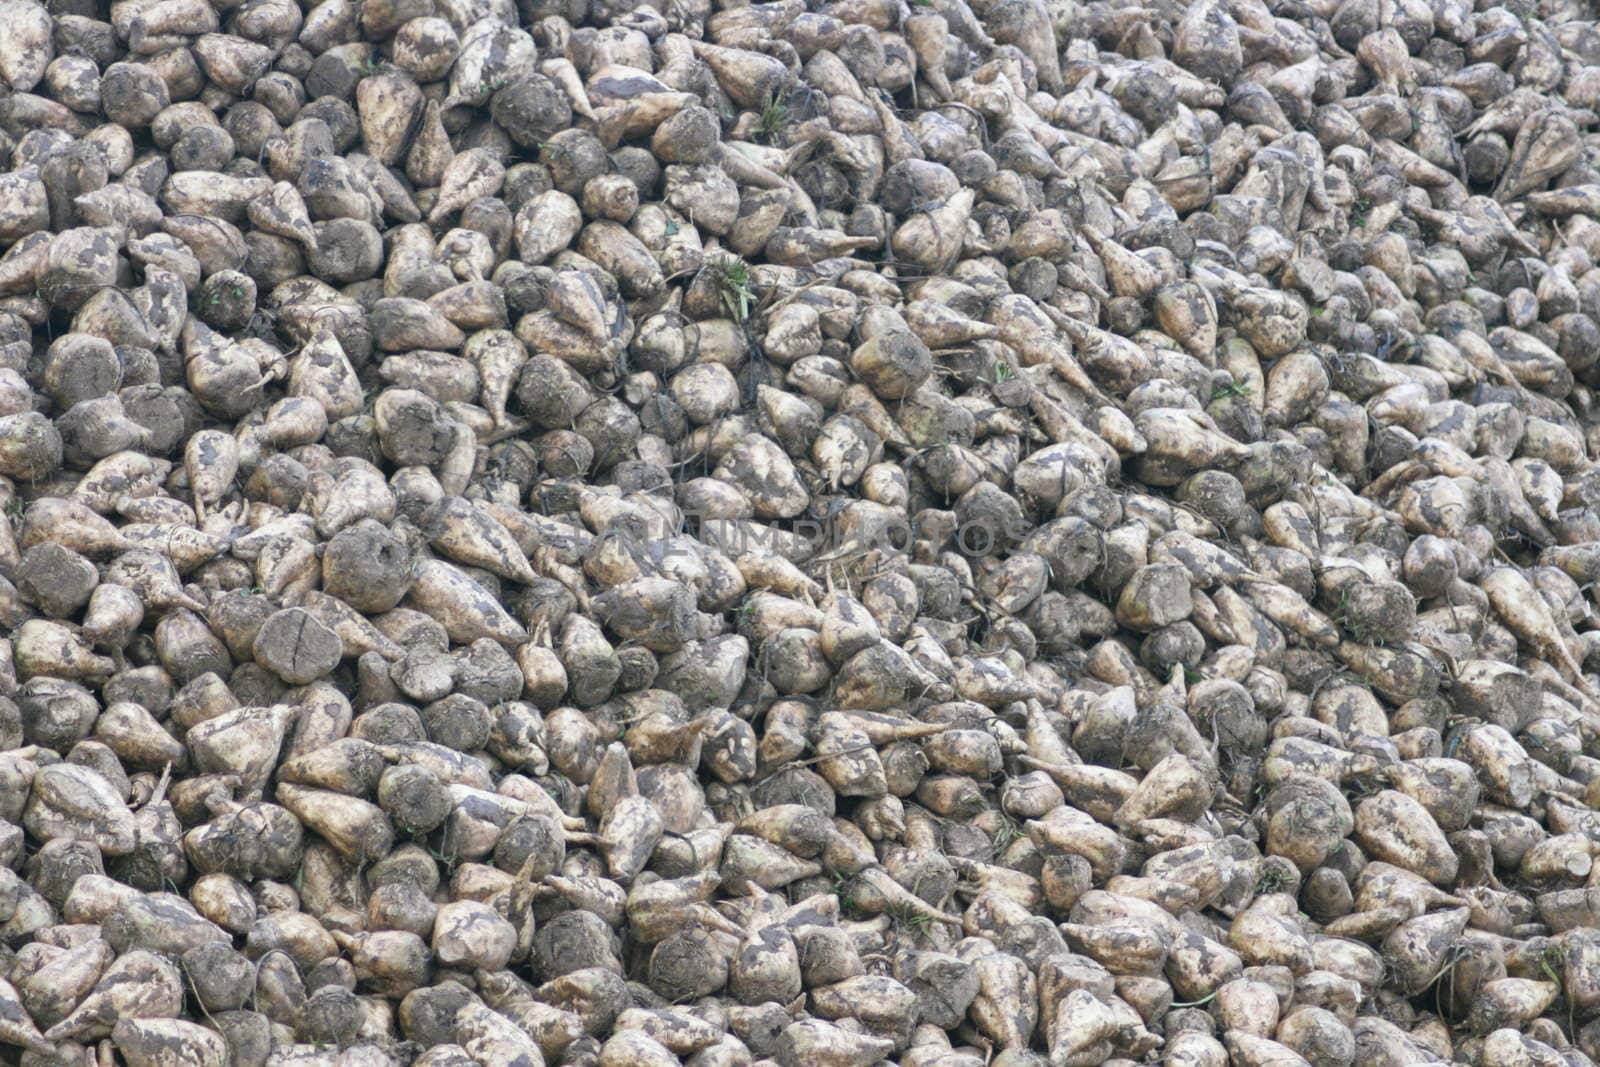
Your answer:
(4, 0), (1600, 1065)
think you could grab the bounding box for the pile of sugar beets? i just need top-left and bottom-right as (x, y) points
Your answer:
(5, 0), (1600, 1062)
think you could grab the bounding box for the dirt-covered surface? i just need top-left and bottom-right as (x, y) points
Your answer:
(2, 0), (1600, 1065)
